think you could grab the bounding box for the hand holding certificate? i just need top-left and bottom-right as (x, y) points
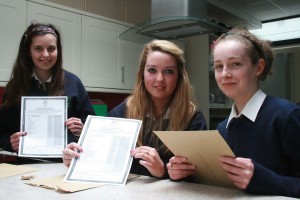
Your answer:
(19, 96), (68, 158)
(154, 130), (235, 188)
(64, 116), (142, 185)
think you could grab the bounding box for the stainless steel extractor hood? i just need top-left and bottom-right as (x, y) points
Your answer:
(120, 0), (229, 43)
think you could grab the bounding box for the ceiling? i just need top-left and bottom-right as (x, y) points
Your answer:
(207, 0), (300, 30)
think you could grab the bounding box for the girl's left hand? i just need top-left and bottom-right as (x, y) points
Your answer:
(131, 146), (165, 178)
(219, 156), (254, 190)
(65, 117), (83, 136)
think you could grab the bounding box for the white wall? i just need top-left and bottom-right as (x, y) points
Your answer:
(185, 35), (210, 127)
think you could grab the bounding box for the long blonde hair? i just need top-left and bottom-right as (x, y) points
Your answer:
(126, 40), (198, 154)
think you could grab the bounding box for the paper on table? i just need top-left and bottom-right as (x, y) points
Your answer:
(26, 174), (140, 193)
(26, 175), (104, 192)
(0, 163), (39, 179)
(154, 130), (235, 188)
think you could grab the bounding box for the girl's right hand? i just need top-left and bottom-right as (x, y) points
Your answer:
(62, 142), (83, 167)
(10, 132), (27, 152)
(219, 156), (254, 190)
(167, 156), (197, 180)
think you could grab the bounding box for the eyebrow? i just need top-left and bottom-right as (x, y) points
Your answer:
(214, 56), (240, 62)
(166, 66), (177, 68)
(145, 64), (156, 68)
(146, 65), (177, 68)
(32, 44), (57, 47)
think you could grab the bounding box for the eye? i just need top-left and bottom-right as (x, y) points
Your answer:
(147, 68), (156, 73)
(34, 46), (43, 52)
(164, 69), (174, 74)
(213, 64), (223, 72)
(230, 62), (241, 69)
(47, 46), (57, 53)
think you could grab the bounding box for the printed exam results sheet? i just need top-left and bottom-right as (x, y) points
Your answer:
(64, 116), (142, 185)
(18, 96), (67, 158)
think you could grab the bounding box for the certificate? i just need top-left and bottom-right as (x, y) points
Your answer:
(154, 130), (235, 188)
(18, 96), (67, 158)
(64, 116), (142, 185)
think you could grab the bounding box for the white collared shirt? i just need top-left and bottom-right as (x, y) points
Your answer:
(226, 89), (267, 128)
(32, 71), (52, 84)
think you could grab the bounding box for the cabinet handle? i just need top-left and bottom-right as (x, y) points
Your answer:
(121, 66), (124, 83)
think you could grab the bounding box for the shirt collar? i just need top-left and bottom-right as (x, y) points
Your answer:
(32, 71), (52, 83)
(226, 89), (266, 128)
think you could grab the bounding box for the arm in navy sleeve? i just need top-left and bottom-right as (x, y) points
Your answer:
(186, 110), (207, 130)
(246, 109), (300, 198)
(108, 101), (126, 118)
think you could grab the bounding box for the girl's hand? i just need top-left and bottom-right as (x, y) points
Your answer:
(219, 156), (254, 189)
(131, 146), (165, 178)
(10, 132), (27, 152)
(62, 142), (83, 167)
(167, 156), (196, 180)
(65, 117), (83, 136)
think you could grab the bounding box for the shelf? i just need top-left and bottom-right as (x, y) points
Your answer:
(209, 104), (231, 109)
(209, 107), (231, 129)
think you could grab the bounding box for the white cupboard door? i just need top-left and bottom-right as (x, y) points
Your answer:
(0, 0), (26, 84)
(81, 16), (127, 89)
(120, 41), (144, 90)
(27, 2), (81, 76)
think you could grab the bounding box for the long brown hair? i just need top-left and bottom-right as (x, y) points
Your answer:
(126, 40), (198, 154)
(211, 27), (274, 81)
(2, 22), (64, 107)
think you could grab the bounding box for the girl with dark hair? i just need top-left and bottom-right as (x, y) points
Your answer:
(0, 22), (95, 154)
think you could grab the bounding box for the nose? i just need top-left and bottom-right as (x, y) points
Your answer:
(156, 72), (164, 81)
(41, 49), (50, 57)
(221, 65), (231, 78)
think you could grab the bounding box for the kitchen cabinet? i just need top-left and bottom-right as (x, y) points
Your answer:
(27, 1), (82, 76)
(0, 0), (143, 92)
(0, 0), (26, 85)
(81, 15), (143, 92)
(121, 41), (144, 90)
(81, 15), (127, 90)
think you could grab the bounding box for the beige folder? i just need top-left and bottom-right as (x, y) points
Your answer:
(154, 130), (235, 188)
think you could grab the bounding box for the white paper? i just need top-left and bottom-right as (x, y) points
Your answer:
(18, 96), (67, 158)
(64, 116), (141, 185)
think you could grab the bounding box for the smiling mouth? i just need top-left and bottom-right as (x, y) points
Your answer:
(40, 60), (50, 62)
(222, 82), (235, 86)
(155, 86), (165, 89)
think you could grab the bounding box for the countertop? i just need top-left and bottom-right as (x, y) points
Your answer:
(0, 162), (296, 200)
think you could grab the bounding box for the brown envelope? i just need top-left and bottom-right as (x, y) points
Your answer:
(0, 163), (39, 179)
(26, 173), (140, 193)
(154, 130), (235, 188)
(26, 175), (103, 192)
